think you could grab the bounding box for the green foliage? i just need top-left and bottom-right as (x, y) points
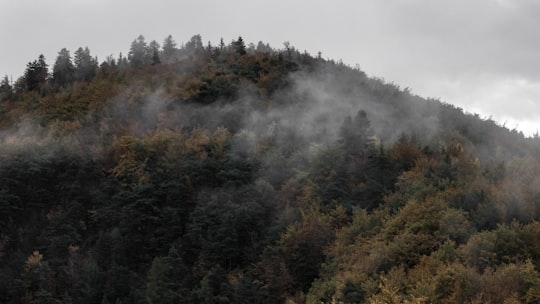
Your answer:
(129, 35), (151, 68)
(0, 75), (13, 101)
(145, 253), (188, 304)
(192, 264), (233, 303)
(22, 54), (49, 92)
(74, 47), (98, 81)
(1, 34), (540, 304)
(52, 48), (75, 88)
(339, 280), (365, 303)
(232, 36), (247, 55)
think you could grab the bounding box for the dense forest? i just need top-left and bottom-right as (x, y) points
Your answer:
(1, 34), (540, 304)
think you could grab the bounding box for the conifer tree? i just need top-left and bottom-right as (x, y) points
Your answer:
(185, 34), (204, 56)
(23, 54), (49, 91)
(162, 35), (177, 63)
(232, 36), (247, 55)
(149, 40), (161, 65)
(128, 35), (149, 67)
(52, 48), (75, 87)
(74, 47), (98, 81)
(0, 75), (12, 101)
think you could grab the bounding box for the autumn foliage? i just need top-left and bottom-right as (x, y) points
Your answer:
(1, 35), (540, 303)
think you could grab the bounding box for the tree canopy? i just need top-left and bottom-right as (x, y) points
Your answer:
(1, 34), (540, 304)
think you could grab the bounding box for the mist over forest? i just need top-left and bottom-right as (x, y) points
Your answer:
(1, 34), (540, 303)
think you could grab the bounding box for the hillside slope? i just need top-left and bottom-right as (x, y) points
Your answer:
(1, 35), (540, 303)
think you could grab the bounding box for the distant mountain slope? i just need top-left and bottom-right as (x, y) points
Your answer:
(1, 35), (540, 303)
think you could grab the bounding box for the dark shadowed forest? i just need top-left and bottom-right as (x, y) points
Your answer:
(2, 34), (540, 304)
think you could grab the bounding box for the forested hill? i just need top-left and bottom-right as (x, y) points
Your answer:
(1, 34), (540, 303)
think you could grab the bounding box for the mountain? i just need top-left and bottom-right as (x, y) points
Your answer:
(1, 35), (540, 303)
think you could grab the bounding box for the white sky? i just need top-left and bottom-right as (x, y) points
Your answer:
(1, 0), (539, 136)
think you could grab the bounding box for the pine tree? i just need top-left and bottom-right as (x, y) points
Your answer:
(23, 54), (49, 91)
(162, 35), (177, 63)
(184, 34), (204, 57)
(232, 36), (247, 55)
(0, 75), (12, 101)
(128, 35), (149, 67)
(149, 40), (161, 65)
(339, 109), (373, 156)
(52, 48), (75, 87)
(74, 47), (98, 81)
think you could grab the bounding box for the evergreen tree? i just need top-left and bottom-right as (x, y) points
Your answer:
(74, 47), (98, 81)
(339, 281), (365, 304)
(52, 48), (75, 87)
(256, 41), (272, 53)
(128, 35), (149, 67)
(149, 40), (161, 65)
(184, 34), (204, 56)
(117, 52), (129, 69)
(151, 49), (161, 65)
(0, 75), (12, 101)
(22, 251), (54, 303)
(193, 265), (233, 303)
(232, 36), (247, 55)
(22, 54), (49, 91)
(145, 246), (189, 304)
(219, 38), (225, 50)
(162, 35), (177, 63)
(339, 109), (373, 156)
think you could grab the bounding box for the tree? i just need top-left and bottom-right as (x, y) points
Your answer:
(206, 40), (213, 52)
(162, 35), (177, 63)
(128, 35), (150, 67)
(100, 54), (117, 73)
(256, 41), (272, 53)
(219, 38), (225, 50)
(339, 281), (365, 304)
(232, 36), (247, 55)
(117, 52), (129, 69)
(184, 34), (204, 57)
(52, 48), (75, 87)
(149, 40), (161, 65)
(145, 257), (181, 304)
(339, 109), (373, 156)
(22, 251), (54, 303)
(192, 265), (233, 303)
(0, 75), (12, 101)
(23, 54), (49, 91)
(283, 41), (292, 59)
(74, 47), (98, 81)
(145, 246), (189, 304)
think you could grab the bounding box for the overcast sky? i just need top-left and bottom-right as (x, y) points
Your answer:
(1, 0), (539, 135)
